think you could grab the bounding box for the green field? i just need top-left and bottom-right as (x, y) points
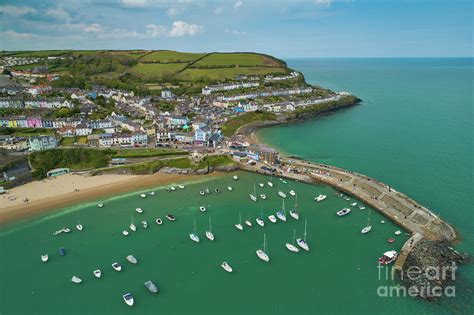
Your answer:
(177, 67), (286, 81)
(112, 148), (188, 158)
(193, 53), (283, 68)
(221, 111), (277, 136)
(129, 63), (188, 80)
(140, 50), (206, 63)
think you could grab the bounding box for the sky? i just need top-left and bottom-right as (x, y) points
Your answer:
(0, 0), (472, 58)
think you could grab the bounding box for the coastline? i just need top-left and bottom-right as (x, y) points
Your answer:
(0, 172), (216, 225)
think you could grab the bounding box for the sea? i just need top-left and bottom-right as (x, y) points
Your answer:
(0, 58), (473, 314)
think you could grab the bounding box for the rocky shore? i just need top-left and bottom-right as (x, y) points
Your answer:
(159, 164), (240, 175)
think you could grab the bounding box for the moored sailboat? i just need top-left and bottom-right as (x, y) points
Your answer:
(235, 212), (243, 230)
(296, 219), (310, 251)
(245, 212), (252, 227)
(361, 209), (372, 234)
(289, 194), (300, 220)
(130, 216), (137, 232)
(276, 199), (287, 222)
(278, 190), (287, 198)
(221, 261), (233, 273)
(256, 206), (265, 227)
(41, 254), (49, 262)
(93, 269), (102, 278)
(285, 229), (300, 253)
(206, 217), (215, 241)
(249, 182), (257, 202)
(256, 233), (270, 262)
(190, 218), (200, 243)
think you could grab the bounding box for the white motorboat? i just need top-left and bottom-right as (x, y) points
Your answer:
(256, 234), (270, 262)
(199, 190), (205, 196)
(378, 250), (398, 265)
(250, 194), (257, 202)
(296, 219), (310, 251)
(123, 293), (134, 307)
(260, 194), (267, 200)
(141, 221), (148, 229)
(199, 206), (207, 212)
(130, 216), (137, 232)
(381, 220), (385, 224)
(221, 261), (233, 272)
(245, 219), (252, 227)
(276, 199), (287, 222)
(289, 194), (300, 220)
(206, 217), (215, 241)
(233, 175), (239, 180)
(97, 203), (104, 208)
(259, 183), (264, 188)
(155, 218), (163, 225)
(361, 209), (372, 234)
(71, 276), (82, 284)
(144, 280), (159, 294)
(336, 208), (351, 216)
(314, 194), (327, 202)
(166, 214), (176, 221)
(135, 208), (143, 214)
(205, 187), (210, 194)
(190, 219), (200, 243)
(140, 193), (146, 198)
(178, 184), (185, 189)
(394, 230), (402, 235)
(93, 269), (102, 278)
(170, 186), (176, 191)
(351, 202), (357, 207)
(359, 205), (366, 210)
(122, 230), (129, 236)
(149, 191), (155, 196)
(41, 254), (49, 262)
(215, 188), (220, 194)
(268, 215), (277, 223)
(278, 190), (287, 198)
(76, 224), (83, 231)
(286, 229), (300, 253)
(282, 180), (287, 184)
(235, 212), (244, 230)
(227, 186), (233, 191)
(289, 190), (296, 196)
(126, 255), (138, 264)
(267, 181), (273, 187)
(112, 262), (122, 271)
(63, 227), (71, 233)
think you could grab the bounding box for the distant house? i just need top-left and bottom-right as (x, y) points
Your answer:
(28, 135), (57, 151)
(75, 123), (92, 136)
(207, 132), (223, 148)
(131, 133), (148, 146)
(246, 145), (278, 164)
(58, 125), (75, 137)
(194, 126), (211, 144)
(174, 132), (194, 144)
(161, 90), (174, 99)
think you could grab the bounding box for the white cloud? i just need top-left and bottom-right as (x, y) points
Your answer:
(98, 28), (139, 39)
(233, 0), (243, 9)
(1, 30), (39, 40)
(121, 0), (147, 7)
(166, 7), (179, 16)
(45, 8), (71, 21)
(146, 24), (168, 37)
(214, 7), (223, 15)
(169, 21), (203, 37)
(0, 5), (36, 16)
(84, 23), (103, 33)
(315, 0), (332, 7)
(225, 28), (246, 35)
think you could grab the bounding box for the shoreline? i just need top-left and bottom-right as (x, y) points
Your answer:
(0, 172), (216, 225)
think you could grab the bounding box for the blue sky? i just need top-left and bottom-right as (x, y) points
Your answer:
(0, 0), (472, 58)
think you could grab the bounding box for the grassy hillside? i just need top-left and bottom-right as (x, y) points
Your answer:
(140, 50), (206, 63)
(221, 111), (277, 137)
(193, 53), (282, 68)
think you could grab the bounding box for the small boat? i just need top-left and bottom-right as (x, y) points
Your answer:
(130, 216), (137, 232)
(250, 183), (257, 202)
(93, 269), (102, 278)
(351, 202), (357, 207)
(289, 190), (296, 196)
(41, 254), (49, 262)
(140, 193), (146, 198)
(123, 293), (134, 307)
(205, 187), (210, 194)
(215, 188), (220, 194)
(296, 219), (310, 251)
(268, 215), (277, 223)
(282, 180), (287, 184)
(112, 262), (122, 271)
(199, 190), (205, 196)
(314, 194), (327, 202)
(377, 250), (398, 265)
(359, 205), (366, 210)
(190, 219), (200, 243)
(149, 191), (155, 196)
(97, 203), (104, 208)
(63, 227), (71, 233)
(336, 208), (351, 216)
(144, 280), (158, 293)
(256, 206), (265, 227)
(387, 238), (396, 243)
(381, 220), (386, 224)
(235, 212), (244, 231)
(166, 214), (176, 221)
(155, 218), (163, 225)
(361, 209), (372, 234)
(75, 214), (83, 231)
(394, 230), (402, 235)
(268, 173), (274, 187)
(278, 190), (287, 198)
(170, 186), (176, 191)
(250, 194), (257, 202)
(286, 229), (300, 253)
(126, 255), (138, 264)
(260, 194), (267, 200)
(267, 182), (273, 187)
(256, 234), (270, 262)
(289, 194), (300, 220)
(221, 261), (233, 273)
(59, 247), (66, 256)
(227, 186), (233, 191)
(199, 206), (207, 212)
(71, 276), (82, 284)
(178, 184), (185, 189)
(276, 199), (287, 222)
(122, 230), (129, 236)
(233, 175), (239, 180)
(206, 217), (215, 241)
(259, 183), (264, 188)
(344, 196), (351, 201)
(53, 229), (63, 236)
(141, 221), (148, 229)
(245, 219), (252, 227)
(135, 208), (143, 214)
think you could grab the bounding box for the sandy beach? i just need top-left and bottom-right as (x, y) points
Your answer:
(0, 172), (206, 224)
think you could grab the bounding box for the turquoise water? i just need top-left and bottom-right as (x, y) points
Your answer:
(258, 58), (474, 312)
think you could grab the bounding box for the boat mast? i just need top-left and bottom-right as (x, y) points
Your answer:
(260, 205), (263, 219)
(304, 219), (307, 242)
(239, 212), (242, 224)
(292, 229), (296, 246)
(209, 216), (212, 232)
(194, 218), (197, 233)
(367, 209), (371, 226)
(263, 233), (267, 253)
(282, 198), (286, 215)
(295, 194), (298, 212)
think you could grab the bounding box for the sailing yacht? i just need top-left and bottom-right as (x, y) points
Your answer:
(267, 173), (274, 187)
(135, 207), (143, 214)
(249, 182), (257, 202)
(130, 216), (137, 232)
(75, 213), (83, 231)
(256, 234), (270, 262)
(235, 212), (244, 230)
(259, 183), (265, 188)
(227, 186), (233, 191)
(256, 206), (265, 227)
(289, 190), (296, 197)
(289, 194), (300, 220)
(276, 199), (287, 222)
(245, 212), (252, 227)
(206, 217), (215, 241)
(315, 194), (327, 202)
(122, 230), (129, 236)
(296, 220), (310, 251)
(260, 194), (267, 200)
(268, 214), (277, 223)
(189, 219), (200, 243)
(285, 229), (300, 252)
(233, 175), (239, 180)
(361, 209), (372, 234)
(278, 190), (287, 198)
